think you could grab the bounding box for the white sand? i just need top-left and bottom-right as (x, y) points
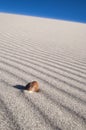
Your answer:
(0, 13), (86, 130)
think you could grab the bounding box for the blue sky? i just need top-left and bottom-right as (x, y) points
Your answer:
(0, 0), (86, 23)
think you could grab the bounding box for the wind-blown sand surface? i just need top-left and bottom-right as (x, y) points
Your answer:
(0, 13), (86, 130)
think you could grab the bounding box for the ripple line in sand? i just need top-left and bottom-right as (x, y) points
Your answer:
(1, 42), (86, 71)
(0, 97), (21, 130)
(1, 49), (86, 81)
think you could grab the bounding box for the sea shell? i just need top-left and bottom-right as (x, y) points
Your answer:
(25, 81), (39, 92)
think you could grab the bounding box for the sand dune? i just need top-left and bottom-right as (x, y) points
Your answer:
(0, 13), (86, 130)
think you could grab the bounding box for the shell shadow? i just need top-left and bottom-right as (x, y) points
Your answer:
(13, 85), (25, 92)
(13, 84), (41, 93)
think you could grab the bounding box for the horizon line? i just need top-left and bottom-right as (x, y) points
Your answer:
(0, 11), (86, 25)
